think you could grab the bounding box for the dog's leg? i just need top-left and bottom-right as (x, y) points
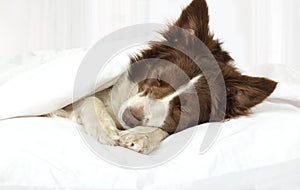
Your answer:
(71, 97), (120, 146)
(118, 126), (169, 154)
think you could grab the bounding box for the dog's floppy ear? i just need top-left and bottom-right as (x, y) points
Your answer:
(226, 74), (277, 118)
(174, 0), (210, 42)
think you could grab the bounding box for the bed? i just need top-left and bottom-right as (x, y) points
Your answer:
(1, 48), (300, 190)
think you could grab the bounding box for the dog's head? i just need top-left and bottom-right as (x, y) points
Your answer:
(117, 0), (277, 133)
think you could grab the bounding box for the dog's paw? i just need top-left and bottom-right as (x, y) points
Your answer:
(118, 131), (154, 154)
(83, 124), (119, 146)
(96, 128), (120, 146)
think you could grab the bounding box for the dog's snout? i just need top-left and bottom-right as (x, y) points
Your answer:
(122, 106), (144, 127)
(131, 105), (145, 120)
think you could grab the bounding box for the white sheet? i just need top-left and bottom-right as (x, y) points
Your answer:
(1, 101), (300, 189)
(1, 49), (300, 189)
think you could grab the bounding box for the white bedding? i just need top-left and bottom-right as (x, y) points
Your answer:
(1, 48), (300, 189)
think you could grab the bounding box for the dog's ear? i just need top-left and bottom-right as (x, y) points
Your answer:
(174, 0), (210, 42)
(226, 74), (277, 118)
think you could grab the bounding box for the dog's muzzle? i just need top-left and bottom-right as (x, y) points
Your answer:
(122, 106), (145, 127)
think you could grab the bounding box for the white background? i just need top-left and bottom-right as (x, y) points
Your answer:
(0, 0), (299, 71)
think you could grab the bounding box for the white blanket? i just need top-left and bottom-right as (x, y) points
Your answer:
(1, 49), (300, 189)
(0, 48), (130, 120)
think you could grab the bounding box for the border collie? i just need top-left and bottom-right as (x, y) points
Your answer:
(52, 0), (277, 154)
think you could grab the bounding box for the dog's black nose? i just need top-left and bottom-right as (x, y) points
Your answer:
(122, 107), (144, 127)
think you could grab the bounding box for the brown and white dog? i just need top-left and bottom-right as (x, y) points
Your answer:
(53, 0), (277, 154)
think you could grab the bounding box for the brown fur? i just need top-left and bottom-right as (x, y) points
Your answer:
(127, 0), (277, 134)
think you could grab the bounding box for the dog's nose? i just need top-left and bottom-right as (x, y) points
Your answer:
(122, 106), (144, 127)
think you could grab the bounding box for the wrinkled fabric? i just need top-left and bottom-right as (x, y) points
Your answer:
(0, 49), (300, 189)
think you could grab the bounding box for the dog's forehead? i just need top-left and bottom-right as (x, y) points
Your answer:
(130, 44), (202, 78)
(132, 58), (201, 85)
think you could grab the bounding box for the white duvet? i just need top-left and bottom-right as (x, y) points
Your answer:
(1, 48), (300, 190)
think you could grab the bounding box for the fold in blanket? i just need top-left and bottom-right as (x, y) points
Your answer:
(0, 48), (129, 120)
(0, 48), (300, 121)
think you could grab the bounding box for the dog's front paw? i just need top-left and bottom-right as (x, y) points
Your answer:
(118, 131), (154, 154)
(84, 124), (120, 146)
(97, 128), (120, 146)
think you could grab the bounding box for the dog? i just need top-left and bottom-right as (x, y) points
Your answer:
(51, 0), (277, 154)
